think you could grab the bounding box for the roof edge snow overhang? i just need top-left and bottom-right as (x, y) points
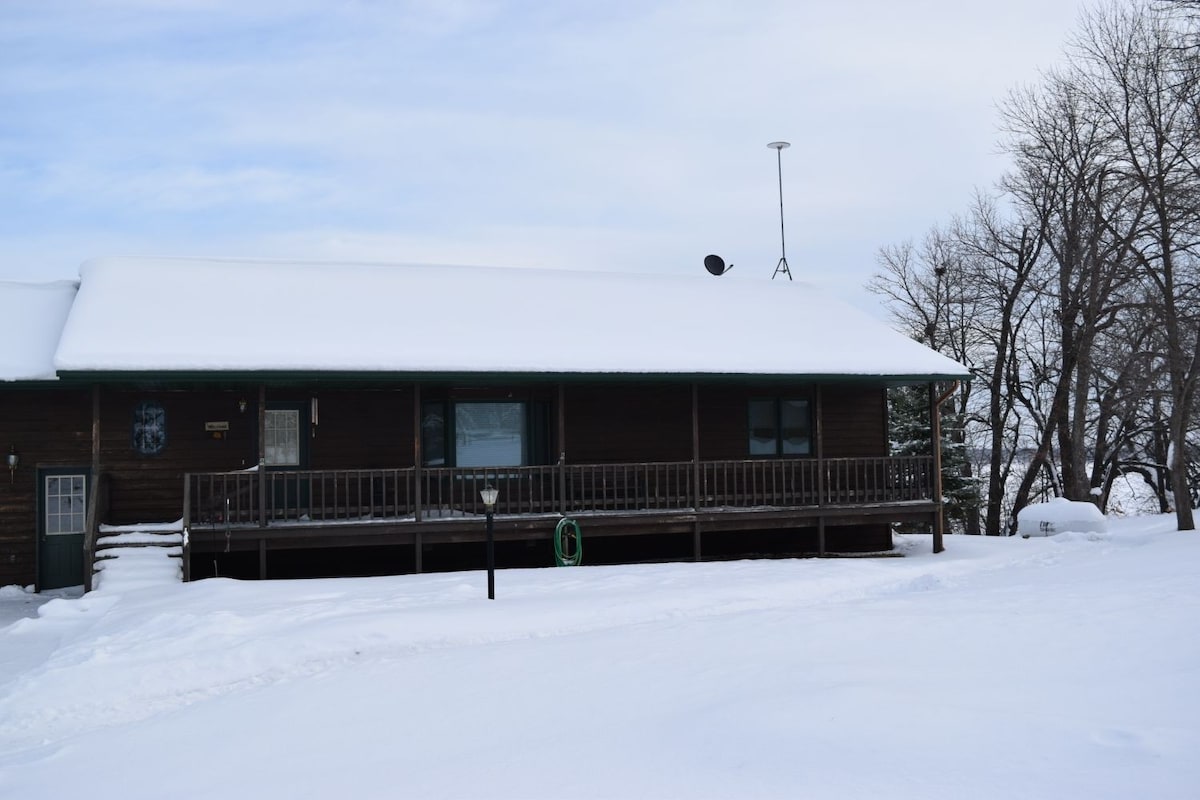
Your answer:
(52, 369), (972, 387)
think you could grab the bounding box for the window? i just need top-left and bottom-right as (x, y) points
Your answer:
(421, 403), (447, 466)
(422, 400), (528, 467)
(456, 402), (525, 467)
(45, 474), (87, 535)
(265, 408), (301, 466)
(748, 398), (811, 456)
(132, 401), (166, 455)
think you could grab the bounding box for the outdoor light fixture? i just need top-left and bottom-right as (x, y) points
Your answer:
(238, 398), (248, 414)
(480, 485), (499, 599)
(480, 486), (499, 508)
(6, 446), (18, 484)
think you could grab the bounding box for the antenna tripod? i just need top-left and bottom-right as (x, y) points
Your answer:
(768, 141), (792, 280)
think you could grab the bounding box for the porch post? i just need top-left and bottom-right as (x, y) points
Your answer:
(815, 384), (826, 556)
(692, 383), (702, 560)
(258, 384), (267, 528)
(929, 382), (945, 554)
(557, 383), (567, 510)
(692, 382), (700, 508)
(815, 384), (825, 506)
(413, 383), (422, 524)
(84, 385), (100, 592)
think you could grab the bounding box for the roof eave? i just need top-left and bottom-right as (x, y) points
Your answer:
(51, 368), (972, 387)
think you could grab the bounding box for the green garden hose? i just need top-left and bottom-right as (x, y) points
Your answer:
(554, 517), (583, 566)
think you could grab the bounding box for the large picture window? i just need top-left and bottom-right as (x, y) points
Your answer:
(422, 400), (528, 467)
(748, 398), (811, 456)
(456, 402), (525, 467)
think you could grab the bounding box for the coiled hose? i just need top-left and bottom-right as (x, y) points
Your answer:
(554, 517), (582, 566)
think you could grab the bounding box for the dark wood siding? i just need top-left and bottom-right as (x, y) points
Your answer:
(565, 384), (692, 463)
(0, 388), (91, 587)
(301, 389), (414, 470)
(822, 386), (887, 458)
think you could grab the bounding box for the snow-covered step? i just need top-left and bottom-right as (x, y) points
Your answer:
(93, 547), (183, 591)
(92, 520), (186, 590)
(96, 529), (184, 551)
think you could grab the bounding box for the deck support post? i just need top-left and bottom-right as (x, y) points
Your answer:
(693, 521), (702, 562)
(929, 382), (945, 554)
(258, 538), (267, 580)
(818, 516), (826, 556)
(414, 532), (423, 573)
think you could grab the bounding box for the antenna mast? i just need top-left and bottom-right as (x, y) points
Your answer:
(767, 141), (792, 280)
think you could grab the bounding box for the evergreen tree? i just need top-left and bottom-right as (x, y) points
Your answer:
(889, 385), (982, 532)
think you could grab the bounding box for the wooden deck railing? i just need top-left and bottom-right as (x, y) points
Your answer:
(184, 457), (933, 529)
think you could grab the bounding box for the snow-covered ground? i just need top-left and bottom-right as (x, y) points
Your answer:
(1, 517), (1197, 799)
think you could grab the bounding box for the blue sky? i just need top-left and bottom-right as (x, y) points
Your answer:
(1, 0), (1085, 311)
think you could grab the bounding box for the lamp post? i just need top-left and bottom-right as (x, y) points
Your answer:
(480, 484), (498, 599)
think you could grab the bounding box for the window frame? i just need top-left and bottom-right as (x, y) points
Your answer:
(747, 396), (812, 458)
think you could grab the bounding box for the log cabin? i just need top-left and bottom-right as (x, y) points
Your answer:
(2, 257), (969, 590)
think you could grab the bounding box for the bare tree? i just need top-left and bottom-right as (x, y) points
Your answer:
(1073, 3), (1200, 529)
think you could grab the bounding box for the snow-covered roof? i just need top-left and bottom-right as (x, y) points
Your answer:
(54, 257), (969, 380)
(0, 280), (78, 381)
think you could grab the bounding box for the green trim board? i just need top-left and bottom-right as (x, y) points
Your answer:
(53, 369), (971, 388)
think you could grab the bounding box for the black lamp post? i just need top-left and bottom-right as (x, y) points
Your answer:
(480, 484), (498, 599)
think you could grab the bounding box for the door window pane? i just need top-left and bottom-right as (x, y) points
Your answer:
(265, 409), (301, 466)
(455, 402), (525, 467)
(45, 473), (87, 535)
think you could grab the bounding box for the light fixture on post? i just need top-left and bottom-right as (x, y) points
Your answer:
(6, 446), (18, 484)
(767, 141), (793, 280)
(480, 484), (499, 600)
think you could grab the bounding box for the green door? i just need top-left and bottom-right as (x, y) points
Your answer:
(38, 469), (90, 590)
(264, 404), (309, 517)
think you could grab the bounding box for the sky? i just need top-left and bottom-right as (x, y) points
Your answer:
(0, 0), (1088, 313)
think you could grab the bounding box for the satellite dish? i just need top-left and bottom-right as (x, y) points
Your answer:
(704, 254), (733, 276)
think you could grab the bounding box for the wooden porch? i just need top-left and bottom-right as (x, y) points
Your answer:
(181, 456), (937, 579)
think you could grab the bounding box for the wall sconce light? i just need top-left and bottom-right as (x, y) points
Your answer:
(6, 446), (18, 484)
(238, 398), (248, 414)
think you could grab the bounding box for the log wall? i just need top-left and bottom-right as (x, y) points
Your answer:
(0, 387), (92, 587)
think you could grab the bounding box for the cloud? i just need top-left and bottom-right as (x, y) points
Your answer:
(0, 0), (1087, 316)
